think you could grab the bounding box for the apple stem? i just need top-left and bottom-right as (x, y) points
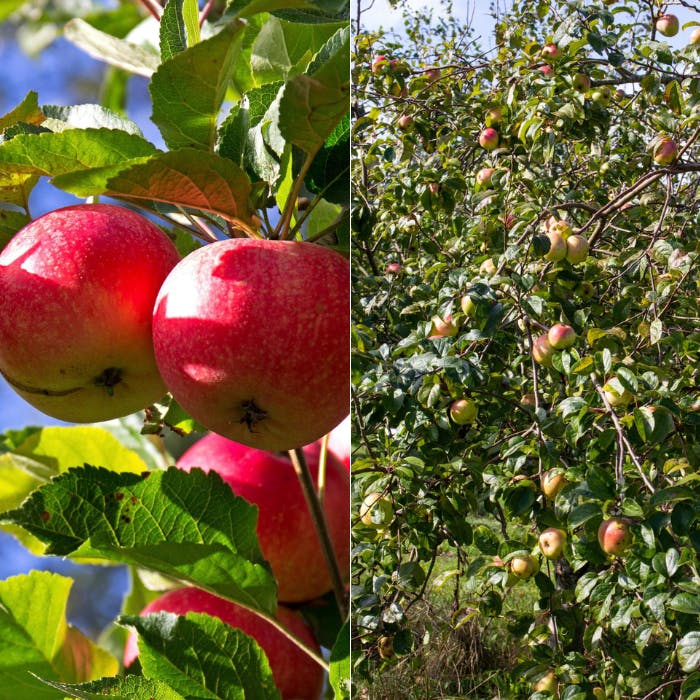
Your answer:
(288, 447), (348, 620)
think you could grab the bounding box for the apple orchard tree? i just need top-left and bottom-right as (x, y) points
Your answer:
(352, 0), (700, 697)
(0, 0), (349, 698)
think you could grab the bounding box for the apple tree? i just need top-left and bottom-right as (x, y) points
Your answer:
(0, 0), (349, 698)
(352, 0), (700, 697)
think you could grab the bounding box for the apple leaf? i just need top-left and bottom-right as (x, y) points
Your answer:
(64, 18), (160, 77)
(329, 618), (351, 700)
(305, 111), (349, 204)
(41, 104), (144, 136)
(121, 611), (281, 699)
(159, 0), (199, 62)
(150, 21), (246, 151)
(0, 91), (45, 131)
(0, 571), (118, 695)
(1, 465), (278, 615)
(0, 171), (38, 210)
(0, 207), (30, 248)
(278, 25), (349, 153)
(38, 676), (185, 700)
(678, 631), (700, 673)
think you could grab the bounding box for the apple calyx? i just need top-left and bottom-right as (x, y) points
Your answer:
(239, 398), (269, 432)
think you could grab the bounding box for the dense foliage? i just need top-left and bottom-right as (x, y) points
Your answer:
(352, 1), (700, 697)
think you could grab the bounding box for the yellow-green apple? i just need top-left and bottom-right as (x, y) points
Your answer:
(598, 517), (632, 556)
(576, 281), (595, 300)
(449, 398), (478, 425)
(510, 554), (539, 580)
(653, 136), (678, 166)
(476, 167), (496, 187)
(691, 27), (700, 45)
(152, 238), (349, 452)
(429, 313), (458, 339)
(478, 127), (499, 150)
(326, 414), (350, 472)
(541, 43), (562, 61)
(534, 670), (558, 695)
(360, 492), (393, 528)
(461, 295), (477, 318)
(548, 323), (576, 350)
(566, 234), (589, 264)
(546, 218), (571, 238)
(0, 203), (179, 423)
(573, 73), (590, 92)
(603, 382), (633, 408)
(541, 470), (567, 499)
(532, 334), (555, 367)
(544, 231), (568, 262)
(480, 258), (497, 276)
(371, 54), (389, 72)
(397, 114), (414, 131)
(591, 87), (612, 106)
(656, 14), (679, 37)
(177, 432), (349, 602)
(123, 587), (323, 700)
(539, 527), (567, 559)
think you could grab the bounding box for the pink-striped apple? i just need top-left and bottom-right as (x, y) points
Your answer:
(0, 203), (180, 422)
(152, 238), (349, 452)
(656, 14), (679, 37)
(479, 127), (499, 150)
(177, 433), (349, 602)
(598, 517), (632, 556)
(532, 334), (555, 367)
(476, 167), (496, 186)
(653, 136), (678, 166)
(539, 64), (554, 78)
(539, 528), (567, 559)
(124, 587), (323, 700)
(548, 323), (576, 350)
(371, 55), (389, 72)
(449, 398), (478, 425)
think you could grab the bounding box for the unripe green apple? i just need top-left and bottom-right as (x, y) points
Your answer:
(548, 323), (576, 349)
(478, 127), (499, 150)
(429, 313), (458, 338)
(541, 470), (567, 499)
(486, 106), (503, 125)
(360, 492), (394, 528)
(532, 334), (555, 367)
(656, 14), (679, 37)
(544, 231), (568, 262)
(0, 203), (180, 422)
(534, 670), (558, 695)
(598, 517), (632, 556)
(449, 397), (478, 425)
(603, 384), (633, 408)
(510, 554), (539, 580)
(461, 295), (476, 317)
(653, 136), (678, 166)
(573, 73), (590, 92)
(566, 234), (589, 264)
(591, 87), (612, 106)
(539, 527), (567, 559)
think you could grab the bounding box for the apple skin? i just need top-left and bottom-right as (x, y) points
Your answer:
(480, 258), (497, 276)
(548, 323), (576, 350)
(539, 527), (567, 560)
(476, 167), (496, 187)
(371, 54), (388, 72)
(478, 127), (499, 150)
(429, 313), (458, 339)
(591, 87), (612, 106)
(0, 203), (180, 423)
(656, 14), (679, 37)
(123, 587), (323, 700)
(566, 234), (589, 264)
(544, 231), (568, 262)
(152, 238), (349, 452)
(386, 262), (403, 275)
(539, 64), (554, 78)
(510, 554), (539, 580)
(603, 385), (633, 408)
(598, 517), (632, 556)
(541, 470), (567, 499)
(653, 137), (678, 166)
(532, 334), (555, 367)
(177, 432), (350, 603)
(326, 414), (350, 472)
(449, 398), (478, 425)
(360, 492), (393, 528)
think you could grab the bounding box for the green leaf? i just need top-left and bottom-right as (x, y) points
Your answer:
(278, 25), (349, 153)
(329, 619), (350, 699)
(678, 631), (700, 672)
(0, 91), (44, 132)
(121, 611), (281, 699)
(64, 18), (160, 77)
(38, 676), (184, 700)
(41, 104), (143, 136)
(305, 112), (350, 204)
(160, 0), (200, 61)
(668, 593), (700, 615)
(682, 673), (700, 700)
(0, 0), (26, 21)
(0, 208), (29, 249)
(2, 466), (278, 615)
(150, 21), (246, 151)
(0, 571), (117, 695)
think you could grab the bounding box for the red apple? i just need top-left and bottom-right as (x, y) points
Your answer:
(0, 203), (180, 423)
(566, 234), (589, 264)
(326, 414), (350, 471)
(541, 43), (562, 61)
(478, 127), (499, 150)
(371, 54), (388, 72)
(548, 323), (576, 350)
(532, 334), (555, 367)
(386, 262), (403, 275)
(177, 432), (350, 602)
(429, 313), (458, 339)
(653, 136), (678, 166)
(152, 238), (349, 452)
(123, 587), (323, 700)
(656, 14), (679, 37)
(598, 517), (632, 556)
(360, 491), (393, 528)
(544, 231), (568, 262)
(510, 554), (539, 580)
(449, 398), (478, 425)
(476, 167), (496, 187)
(539, 64), (554, 78)
(541, 470), (567, 499)
(539, 527), (567, 559)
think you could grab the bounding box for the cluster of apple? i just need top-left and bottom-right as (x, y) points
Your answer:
(0, 203), (351, 699)
(541, 217), (589, 265)
(532, 322), (577, 368)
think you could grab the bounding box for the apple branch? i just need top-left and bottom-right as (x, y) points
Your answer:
(288, 447), (348, 620)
